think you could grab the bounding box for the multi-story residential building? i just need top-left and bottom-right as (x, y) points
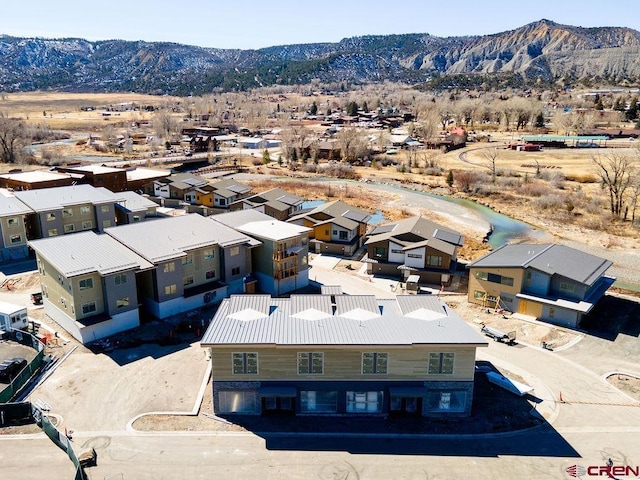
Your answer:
(114, 191), (159, 224)
(364, 216), (464, 285)
(201, 294), (487, 417)
(0, 189), (32, 262)
(29, 231), (153, 343)
(152, 173), (207, 204)
(467, 243), (615, 328)
(105, 214), (260, 318)
(288, 200), (371, 256)
(14, 184), (120, 239)
(229, 187), (304, 221)
(195, 178), (252, 210)
(214, 210), (311, 295)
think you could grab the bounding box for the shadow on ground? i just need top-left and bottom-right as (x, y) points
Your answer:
(216, 362), (580, 457)
(581, 294), (640, 341)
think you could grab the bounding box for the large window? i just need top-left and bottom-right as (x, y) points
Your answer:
(426, 391), (467, 413)
(218, 391), (257, 414)
(300, 391), (337, 413)
(182, 255), (193, 266)
(339, 231), (348, 240)
(79, 278), (94, 290)
(231, 267), (240, 276)
(428, 352), (454, 375)
(346, 391), (383, 413)
(163, 262), (175, 273)
(204, 249), (214, 260)
(427, 255), (443, 267)
(362, 352), (388, 374)
(230, 246), (240, 256)
(233, 352), (258, 375)
(372, 247), (387, 259)
(164, 284), (177, 295)
(474, 270), (514, 287)
(114, 274), (127, 285)
(297, 352), (323, 374)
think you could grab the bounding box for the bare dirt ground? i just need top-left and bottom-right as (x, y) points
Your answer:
(608, 374), (640, 401)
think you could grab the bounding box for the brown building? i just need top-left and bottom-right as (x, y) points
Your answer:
(56, 165), (128, 192)
(0, 170), (74, 191)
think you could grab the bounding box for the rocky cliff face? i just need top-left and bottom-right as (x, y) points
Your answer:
(1, 20), (639, 94)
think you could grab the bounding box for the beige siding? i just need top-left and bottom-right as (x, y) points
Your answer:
(211, 346), (477, 382)
(181, 246), (221, 287)
(468, 267), (524, 305)
(1, 216), (27, 248)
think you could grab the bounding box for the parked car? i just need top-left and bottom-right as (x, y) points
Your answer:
(0, 357), (27, 382)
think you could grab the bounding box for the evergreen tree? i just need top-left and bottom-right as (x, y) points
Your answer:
(310, 101), (318, 115)
(534, 113), (545, 128)
(362, 101), (369, 113)
(626, 97), (638, 121)
(446, 170), (454, 188)
(262, 149), (271, 164)
(347, 101), (359, 116)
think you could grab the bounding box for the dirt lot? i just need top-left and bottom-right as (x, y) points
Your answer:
(608, 374), (640, 401)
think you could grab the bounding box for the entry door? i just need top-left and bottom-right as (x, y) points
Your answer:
(518, 300), (528, 314)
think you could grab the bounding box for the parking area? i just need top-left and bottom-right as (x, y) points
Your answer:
(0, 340), (38, 366)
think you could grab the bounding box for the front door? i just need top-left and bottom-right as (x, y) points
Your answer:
(518, 300), (528, 314)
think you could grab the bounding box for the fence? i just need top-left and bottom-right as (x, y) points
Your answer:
(0, 330), (45, 403)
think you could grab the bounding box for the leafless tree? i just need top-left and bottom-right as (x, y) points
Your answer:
(591, 151), (636, 217)
(483, 147), (500, 183)
(0, 113), (27, 163)
(336, 127), (368, 163)
(152, 110), (179, 143)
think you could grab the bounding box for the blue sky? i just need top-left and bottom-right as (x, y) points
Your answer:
(2, 0), (638, 50)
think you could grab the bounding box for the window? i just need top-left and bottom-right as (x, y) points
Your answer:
(9, 234), (22, 244)
(164, 284), (177, 295)
(407, 253), (423, 259)
(231, 267), (240, 276)
(219, 198), (226, 206)
(525, 271), (532, 287)
(205, 270), (216, 279)
(64, 224), (75, 233)
(102, 220), (111, 228)
(300, 391), (337, 413)
(62, 208), (73, 217)
(362, 352), (388, 374)
(218, 391), (257, 413)
(48, 228), (58, 237)
(232, 352), (258, 374)
(297, 352), (323, 374)
(474, 270), (514, 286)
(473, 290), (486, 299)
(339, 231), (348, 240)
(230, 246), (240, 256)
(427, 255), (443, 267)
(559, 282), (575, 294)
(324, 229), (329, 235)
(426, 391), (467, 413)
(332, 230), (337, 235)
(183, 275), (194, 286)
(80, 206), (91, 215)
(182, 255), (193, 266)
(203, 249), (214, 260)
(101, 205), (110, 213)
(163, 262), (175, 273)
(391, 249), (403, 254)
(82, 221), (93, 230)
(81, 302), (97, 315)
(373, 247), (387, 259)
(346, 391), (383, 413)
(114, 274), (127, 285)
(46, 213), (56, 221)
(79, 278), (94, 290)
(116, 297), (129, 309)
(7, 217), (19, 226)
(301, 236), (308, 246)
(428, 352), (454, 375)
(133, 215), (141, 222)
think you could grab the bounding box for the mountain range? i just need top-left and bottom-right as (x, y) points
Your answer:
(1, 19), (639, 95)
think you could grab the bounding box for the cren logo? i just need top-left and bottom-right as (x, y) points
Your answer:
(566, 465), (587, 478)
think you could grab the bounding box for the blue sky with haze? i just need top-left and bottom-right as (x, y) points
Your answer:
(2, 0), (638, 50)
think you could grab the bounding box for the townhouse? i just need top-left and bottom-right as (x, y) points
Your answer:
(288, 200), (371, 256)
(201, 294), (487, 417)
(364, 216), (464, 285)
(229, 187), (303, 221)
(467, 243), (615, 328)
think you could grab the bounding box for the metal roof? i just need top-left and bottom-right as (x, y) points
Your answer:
(365, 216), (463, 252)
(213, 210), (311, 241)
(0, 195), (32, 216)
(467, 243), (612, 286)
(0, 170), (72, 183)
(29, 231), (153, 277)
(105, 213), (258, 263)
(201, 295), (488, 347)
(14, 184), (121, 211)
(115, 191), (157, 212)
(320, 285), (343, 295)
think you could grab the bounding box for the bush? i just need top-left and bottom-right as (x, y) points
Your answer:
(533, 194), (566, 210)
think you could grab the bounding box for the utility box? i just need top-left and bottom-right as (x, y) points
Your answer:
(405, 275), (421, 293)
(0, 301), (28, 333)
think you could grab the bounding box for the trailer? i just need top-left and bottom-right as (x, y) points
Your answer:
(481, 325), (516, 345)
(0, 301), (28, 334)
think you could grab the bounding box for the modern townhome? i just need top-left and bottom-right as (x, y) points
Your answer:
(14, 184), (121, 239)
(467, 243), (615, 328)
(114, 191), (159, 224)
(105, 214), (260, 319)
(201, 294), (487, 417)
(364, 216), (464, 286)
(229, 187), (304, 221)
(0, 190), (32, 262)
(288, 200), (371, 256)
(153, 173), (208, 204)
(214, 209), (311, 295)
(194, 178), (252, 211)
(29, 231), (153, 343)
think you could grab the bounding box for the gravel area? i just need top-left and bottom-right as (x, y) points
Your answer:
(608, 374), (640, 402)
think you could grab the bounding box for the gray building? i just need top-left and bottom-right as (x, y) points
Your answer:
(0, 190), (32, 262)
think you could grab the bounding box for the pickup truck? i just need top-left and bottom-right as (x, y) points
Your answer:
(481, 325), (516, 345)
